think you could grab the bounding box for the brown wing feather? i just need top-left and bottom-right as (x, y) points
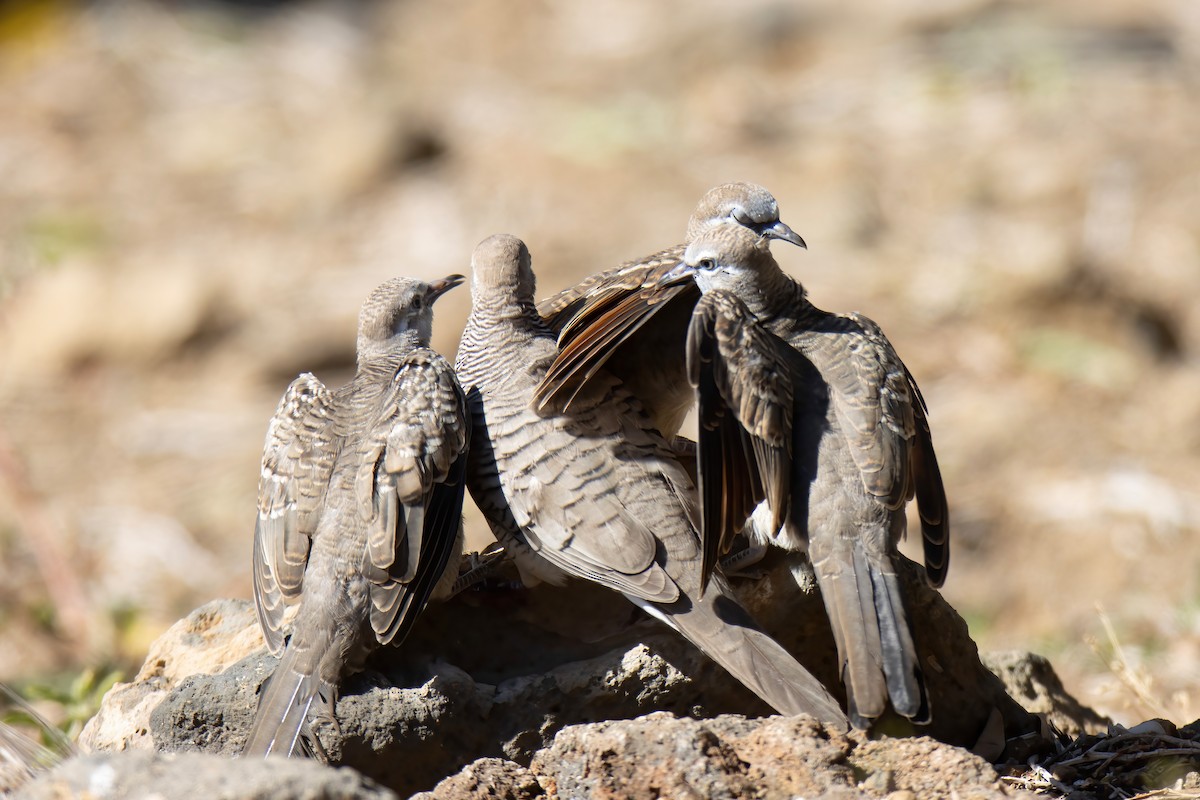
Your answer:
(535, 281), (693, 415)
(907, 370), (949, 587)
(534, 248), (692, 417)
(687, 290), (795, 590)
(536, 245), (685, 324)
(803, 313), (913, 510)
(356, 350), (470, 645)
(253, 373), (337, 655)
(799, 313), (949, 584)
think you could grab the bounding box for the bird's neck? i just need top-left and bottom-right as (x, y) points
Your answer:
(355, 330), (425, 369)
(467, 289), (545, 332)
(458, 290), (555, 388)
(733, 260), (811, 326)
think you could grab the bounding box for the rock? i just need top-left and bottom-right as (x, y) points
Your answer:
(140, 605), (779, 795)
(80, 556), (1063, 796)
(982, 651), (1111, 737)
(530, 713), (842, 800)
(78, 598), (264, 753)
(522, 712), (1034, 800)
(412, 758), (544, 800)
(849, 735), (1025, 799)
(74, 674), (166, 754)
(14, 751), (396, 800)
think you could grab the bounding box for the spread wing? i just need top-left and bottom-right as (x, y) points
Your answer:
(355, 350), (471, 646)
(533, 246), (699, 422)
(536, 245), (684, 326)
(687, 291), (795, 589)
(804, 312), (948, 585)
(808, 313), (913, 508)
(252, 373), (337, 656)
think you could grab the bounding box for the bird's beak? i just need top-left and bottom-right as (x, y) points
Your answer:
(426, 273), (465, 302)
(655, 261), (697, 288)
(760, 220), (807, 249)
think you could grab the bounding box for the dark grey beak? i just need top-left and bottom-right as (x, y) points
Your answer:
(655, 261), (696, 288)
(759, 220), (807, 249)
(426, 273), (465, 302)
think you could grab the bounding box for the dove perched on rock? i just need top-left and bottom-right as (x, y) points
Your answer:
(244, 275), (471, 758)
(660, 223), (949, 729)
(455, 233), (847, 728)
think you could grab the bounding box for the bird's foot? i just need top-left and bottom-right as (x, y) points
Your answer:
(720, 541), (770, 580)
(451, 542), (513, 595)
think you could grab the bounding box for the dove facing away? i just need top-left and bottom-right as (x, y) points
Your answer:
(455, 233), (847, 728)
(244, 275), (471, 758)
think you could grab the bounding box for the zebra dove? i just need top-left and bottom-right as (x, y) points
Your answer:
(533, 182), (805, 437)
(244, 275), (471, 757)
(456, 233), (847, 728)
(660, 223), (949, 729)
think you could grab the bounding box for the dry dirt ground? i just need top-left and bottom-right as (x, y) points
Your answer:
(1, 0), (1198, 739)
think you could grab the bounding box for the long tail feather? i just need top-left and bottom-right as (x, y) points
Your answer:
(626, 577), (848, 729)
(242, 648), (329, 758)
(811, 542), (925, 729)
(869, 565), (925, 721)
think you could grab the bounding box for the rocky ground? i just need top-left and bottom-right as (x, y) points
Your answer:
(10, 559), (1199, 799)
(0, 563), (1129, 799)
(1, 0), (1199, 796)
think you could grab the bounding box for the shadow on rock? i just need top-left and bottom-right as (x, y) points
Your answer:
(76, 556), (1083, 796)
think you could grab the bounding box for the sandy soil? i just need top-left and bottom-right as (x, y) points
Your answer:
(0, 0), (1198, 729)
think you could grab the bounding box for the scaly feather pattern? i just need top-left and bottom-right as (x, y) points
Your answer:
(244, 275), (470, 758)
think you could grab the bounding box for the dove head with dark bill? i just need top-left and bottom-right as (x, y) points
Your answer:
(686, 182), (807, 249)
(356, 274), (463, 363)
(664, 222), (791, 299)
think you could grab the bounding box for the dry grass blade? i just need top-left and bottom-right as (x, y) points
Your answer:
(1008, 724), (1200, 799)
(0, 682), (76, 792)
(1086, 604), (1172, 720)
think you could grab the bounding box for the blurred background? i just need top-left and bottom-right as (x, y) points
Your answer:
(0, 0), (1197, 729)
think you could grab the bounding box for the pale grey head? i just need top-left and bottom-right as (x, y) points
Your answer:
(469, 233), (535, 305)
(356, 274), (463, 363)
(678, 223), (780, 295)
(685, 182), (806, 249)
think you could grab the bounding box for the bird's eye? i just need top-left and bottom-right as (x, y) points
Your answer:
(698, 258), (716, 271)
